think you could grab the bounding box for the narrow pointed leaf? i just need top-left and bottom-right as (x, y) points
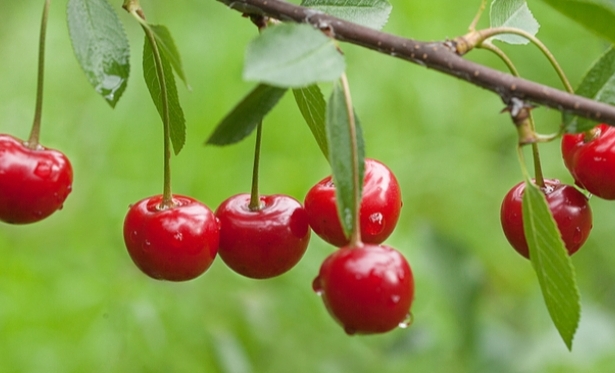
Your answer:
(293, 85), (328, 158)
(326, 80), (365, 238)
(301, 0), (392, 30)
(490, 0), (540, 45)
(143, 36), (186, 155)
(207, 85), (287, 146)
(541, 0), (615, 43)
(149, 24), (188, 87)
(244, 23), (345, 88)
(67, 0), (130, 107)
(564, 46), (615, 133)
(522, 180), (580, 350)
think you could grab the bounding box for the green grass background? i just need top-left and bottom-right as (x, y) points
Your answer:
(1, 0), (615, 372)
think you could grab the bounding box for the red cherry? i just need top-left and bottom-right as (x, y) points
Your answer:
(0, 134), (73, 224)
(123, 194), (220, 281)
(313, 243), (414, 335)
(500, 179), (592, 259)
(304, 158), (402, 246)
(215, 193), (310, 279)
(561, 124), (615, 200)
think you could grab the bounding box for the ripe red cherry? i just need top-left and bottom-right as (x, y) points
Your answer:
(123, 194), (220, 281)
(215, 193), (310, 279)
(304, 158), (402, 247)
(500, 179), (592, 259)
(313, 243), (414, 335)
(561, 124), (615, 199)
(0, 134), (73, 224)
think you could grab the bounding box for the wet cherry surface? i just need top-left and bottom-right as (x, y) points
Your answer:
(562, 124), (615, 200)
(304, 158), (402, 247)
(123, 194), (220, 281)
(215, 193), (310, 279)
(0, 134), (73, 224)
(500, 179), (593, 259)
(313, 243), (414, 335)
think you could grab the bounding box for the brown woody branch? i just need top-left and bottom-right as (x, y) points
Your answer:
(217, 0), (615, 127)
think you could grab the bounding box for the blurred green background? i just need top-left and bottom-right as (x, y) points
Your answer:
(1, 0), (615, 372)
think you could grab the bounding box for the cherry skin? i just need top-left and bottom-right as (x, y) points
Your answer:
(313, 243), (414, 335)
(123, 194), (220, 281)
(304, 158), (402, 247)
(215, 193), (310, 279)
(561, 124), (615, 200)
(500, 179), (592, 259)
(0, 134), (73, 224)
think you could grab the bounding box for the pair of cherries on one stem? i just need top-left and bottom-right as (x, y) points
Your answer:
(499, 125), (614, 258)
(123, 192), (311, 282)
(500, 123), (615, 259)
(308, 158), (415, 335)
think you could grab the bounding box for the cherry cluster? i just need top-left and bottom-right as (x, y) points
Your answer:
(500, 123), (615, 259)
(122, 158), (414, 335)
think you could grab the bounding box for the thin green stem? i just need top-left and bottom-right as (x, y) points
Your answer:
(474, 27), (574, 93)
(468, 0), (487, 32)
(28, 0), (50, 149)
(249, 121), (263, 211)
(126, 6), (174, 208)
(481, 41), (545, 187)
(516, 144), (532, 182)
(339, 73), (362, 248)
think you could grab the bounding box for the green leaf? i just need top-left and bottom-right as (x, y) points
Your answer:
(326, 80), (365, 238)
(300, 0), (392, 30)
(564, 46), (615, 133)
(244, 23), (345, 88)
(522, 180), (581, 350)
(540, 0), (615, 43)
(490, 0), (540, 45)
(149, 25), (188, 87)
(66, 0), (130, 107)
(206, 84), (287, 146)
(143, 36), (186, 155)
(293, 85), (328, 158)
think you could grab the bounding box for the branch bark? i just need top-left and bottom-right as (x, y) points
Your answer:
(217, 0), (615, 127)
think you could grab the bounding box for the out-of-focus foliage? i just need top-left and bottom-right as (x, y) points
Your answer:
(0, 1), (614, 372)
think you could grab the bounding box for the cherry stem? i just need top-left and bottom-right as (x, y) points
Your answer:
(339, 72), (362, 248)
(466, 27), (574, 94)
(248, 121), (263, 211)
(468, 0), (487, 32)
(28, 0), (50, 149)
(480, 41), (546, 187)
(125, 4), (174, 208)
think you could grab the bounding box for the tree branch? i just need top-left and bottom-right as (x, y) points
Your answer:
(217, 0), (615, 127)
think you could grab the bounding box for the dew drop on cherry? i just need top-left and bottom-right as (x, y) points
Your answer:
(312, 276), (323, 296)
(365, 212), (385, 236)
(573, 227), (583, 245)
(344, 326), (357, 335)
(398, 313), (414, 329)
(34, 162), (52, 179)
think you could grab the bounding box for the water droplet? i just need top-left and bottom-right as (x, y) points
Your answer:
(573, 227), (583, 244)
(34, 162), (52, 179)
(398, 313), (414, 329)
(344, 326), (356, 335)
(389, 295), (401, 305)
(312, 277), (323, 296)
(174, 232), (183, 241)
(365, 212), (384, 236)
